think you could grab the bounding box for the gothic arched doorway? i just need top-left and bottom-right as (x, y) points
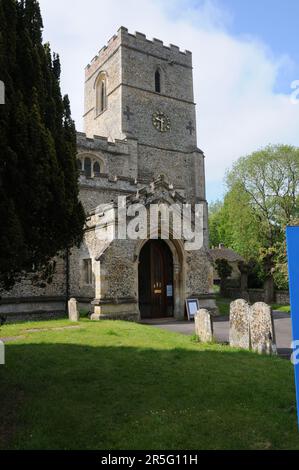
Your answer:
(138, 240), (174, 319)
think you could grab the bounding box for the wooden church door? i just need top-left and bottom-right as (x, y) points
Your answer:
(139, 240), (174, 319)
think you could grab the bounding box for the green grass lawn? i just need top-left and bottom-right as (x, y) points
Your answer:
(216, 297), (231, 315)
(0, 318), (298, 450)
(271, 304), (291, 313)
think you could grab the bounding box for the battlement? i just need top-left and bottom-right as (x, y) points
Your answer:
(77, 132), (133, 155)
(85, 26), (192, 79)
(122, 26), (192, 57)
(79, 172), (139, 193)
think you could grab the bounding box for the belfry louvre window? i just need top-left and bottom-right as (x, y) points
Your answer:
(155, 69), (161, 93)
(96, 73), (107, 114)
(83, 259), (92, 285)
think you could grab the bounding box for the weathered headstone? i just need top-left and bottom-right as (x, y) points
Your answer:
(195, 309), (213, 343)
(68, 298), (79, 322)
(229, 299), (250, 349)
(250, 302), (277, 355)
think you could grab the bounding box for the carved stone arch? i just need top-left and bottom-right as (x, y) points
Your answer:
(153, 64), (167, 94)
(135, 233), (186, 320)
(93, 161), (101, 176)
(94, 71), (108, 114)
(91, 153), (107, 176)
(77, 152), (107, 178)
(93, 70), (109, 89)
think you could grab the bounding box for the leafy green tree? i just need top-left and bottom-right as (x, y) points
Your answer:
(227, 144), (298, 300)
(209, 200), (228, 248)
(209, 144), (299, 300)
(209, 191), (261, 259)
(0, 0), (85, 290)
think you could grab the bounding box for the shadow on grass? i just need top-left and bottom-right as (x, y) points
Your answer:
(3, 313), (67, 325)
(0, 342), (298, 450)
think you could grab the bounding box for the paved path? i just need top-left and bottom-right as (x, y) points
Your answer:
(142, 312), (292, 359)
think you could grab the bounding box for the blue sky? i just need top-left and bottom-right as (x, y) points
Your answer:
(39, 0), (299, 203)
(163, 0), (299, 201)
(217, 0), (299, 93)
(170, 0), (299, 69)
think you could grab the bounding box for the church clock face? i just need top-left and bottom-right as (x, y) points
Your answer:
(152, 111), (171, 133)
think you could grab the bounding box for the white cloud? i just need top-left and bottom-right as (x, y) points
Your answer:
(39, 0), (299, 201)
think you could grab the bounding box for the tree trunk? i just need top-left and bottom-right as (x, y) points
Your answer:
(240, 272), (248, 293)
(264, 276), (274, 304)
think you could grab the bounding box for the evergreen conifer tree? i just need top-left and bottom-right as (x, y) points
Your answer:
(0, 0), (85, 289)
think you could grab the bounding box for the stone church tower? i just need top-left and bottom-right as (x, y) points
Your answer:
(0, 27), (216, 320)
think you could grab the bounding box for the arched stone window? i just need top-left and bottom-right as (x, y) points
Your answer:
(77, 154), (105, 178)
(77, 159), (82, 171)
(84, 157), (92, 178)
(155, 69), (161, 93)
(93, 161), (101, 176)
(96, 72), (107, 115)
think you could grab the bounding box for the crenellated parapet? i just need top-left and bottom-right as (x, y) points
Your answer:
(85, 26), (192, 80)
(77, 132), (139, 182)
(77, 132), (133, 156)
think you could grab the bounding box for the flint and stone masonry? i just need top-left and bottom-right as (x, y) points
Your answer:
(0, 27), (216, 320)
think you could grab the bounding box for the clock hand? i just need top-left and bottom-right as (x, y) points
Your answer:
(156, 116), (165, 131)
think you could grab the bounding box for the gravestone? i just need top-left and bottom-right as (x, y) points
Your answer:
(250, 302), (277, 355)
(68, 298), (79, 322)
(195, 309), (213, 343)
(229, 299), (250, 349)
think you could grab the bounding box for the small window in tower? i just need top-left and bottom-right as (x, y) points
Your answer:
(155, 69), (161, 93)
(93, 161), (101, 176)
(101, 81), (105, 110)
(83, 258), (92, 285)
(96, 73), (107, 115)
(84, 157), (92, 178)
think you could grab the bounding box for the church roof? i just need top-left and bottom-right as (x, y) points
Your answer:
(209, 246), (244, 263)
